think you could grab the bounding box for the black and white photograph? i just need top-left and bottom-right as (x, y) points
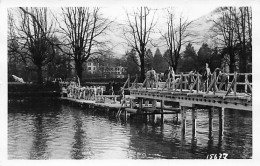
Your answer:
(1, 0), (259, 164)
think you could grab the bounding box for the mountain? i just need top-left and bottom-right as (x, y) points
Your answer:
(109, 9), (218, 57)
(188, 10), (216, 51)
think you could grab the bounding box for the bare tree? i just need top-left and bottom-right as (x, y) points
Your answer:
(9, 7), (57, 83)
(233, 7), (252, 73)
(123, 7), (156, 81)
(210, 7), (252, 73)
(160, 9), (194, 72)
(56, 7), (112, 81)
(8, 9), (18, 61)
(210, 7), (238, 73)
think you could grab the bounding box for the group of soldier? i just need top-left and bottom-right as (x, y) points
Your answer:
(65, 81), (104, 100)
(61, 63), (229, 103)
(145, 63), (229, 92)
(145, 66), (177, 90)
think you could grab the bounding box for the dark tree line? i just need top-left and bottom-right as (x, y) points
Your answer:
(179, 43), (222, 73)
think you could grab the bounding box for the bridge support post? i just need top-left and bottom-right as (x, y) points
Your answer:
(191, 106), (197, 148)
(217, 108), (225, 149)
(139, 98), (143, 110)
(130, 99), (133, 108)
(181, 106), (187, 137)
(124, 109), (127, 119)
(175, 112), (179, 123)
(219, 107), (225, 139)
(191, 107), (197, 138)
(209, 107), (214, 139)
(152, 100), (157, 110)
(151, 99), (157, 123)
(161, 100), (164, 122)
(130, 99), (136, 109)
(145, 100), (149, 107)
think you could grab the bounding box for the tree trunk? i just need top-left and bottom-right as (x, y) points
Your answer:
(173, 60), (178, 72)
(170, 50), (174, 68)
(37, 66), (43, 84)
(140, 55), (145, 82)
(75, 60), (83, 82)
(67, 57), (72, 79)
(229, 48), (235, 73)
(172, 52), (179, 72)
(239, 49), (247, 73)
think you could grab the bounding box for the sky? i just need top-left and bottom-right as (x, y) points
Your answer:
(100, 6), (218, 57)
(3, 0), (256, 57)
(6, 4), (219, 58)
(102, 6), (216, 21)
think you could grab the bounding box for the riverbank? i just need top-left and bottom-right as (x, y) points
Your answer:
(8, 82), (61, 98)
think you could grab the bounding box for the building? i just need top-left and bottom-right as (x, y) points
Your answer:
(83, 57), (127, 79)
(101, 66), (126, 78)
(86, 58), (99, 74)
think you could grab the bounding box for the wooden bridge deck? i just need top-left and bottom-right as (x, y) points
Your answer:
(124, 72), (252, 111)
(59, 72), (252, 112)
(129, 88), (252, 111)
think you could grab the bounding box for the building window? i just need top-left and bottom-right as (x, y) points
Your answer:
(88, 67), (91, 70)
(93, 67), (96, 71)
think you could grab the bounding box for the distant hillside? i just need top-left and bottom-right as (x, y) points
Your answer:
(109, 9), (218, 57)
(189, 10), (216, 51)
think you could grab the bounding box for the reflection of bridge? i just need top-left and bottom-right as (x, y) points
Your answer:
(120, 72), (252, 142)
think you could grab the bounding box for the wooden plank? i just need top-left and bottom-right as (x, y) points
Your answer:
(171, 91), (185, 95)
(143, 107), (156, 112)
(62, 86), (252, 112)
(125, 108), (138, 113)
(187, 93), (204, 97)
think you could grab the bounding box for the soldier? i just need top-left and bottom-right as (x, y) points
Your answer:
(119, 87), (125, 104)
(168, 67), (175, 89)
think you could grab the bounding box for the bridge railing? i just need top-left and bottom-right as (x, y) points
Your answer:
(125, 72), (252, 96)
(221, 72), (252, 96)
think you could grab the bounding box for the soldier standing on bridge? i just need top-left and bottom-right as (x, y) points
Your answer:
(205, 63), (211, 91)
(168, 67), (175, 89)
(188, 69), (196, 89)
(118, 87), (125, 104)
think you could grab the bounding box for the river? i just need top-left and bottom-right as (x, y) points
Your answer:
(8, 99), (252, 159)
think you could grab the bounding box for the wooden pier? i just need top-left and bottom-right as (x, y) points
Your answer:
(60, 71), (252, 139)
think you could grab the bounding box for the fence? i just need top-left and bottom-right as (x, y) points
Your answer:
(124, 72), (252, 97)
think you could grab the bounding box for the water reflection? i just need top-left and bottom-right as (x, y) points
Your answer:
(8, 101), (252, 159)
(29, 114), (48, 159)
(71, 110), (86, 159)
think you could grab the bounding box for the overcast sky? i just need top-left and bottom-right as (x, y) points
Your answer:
(102, 5), (217, 22)
(2, 0), (259, 58)
(100, 6), (218, 57)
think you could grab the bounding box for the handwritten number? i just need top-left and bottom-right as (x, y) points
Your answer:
(206, 153), (228, 159)
(223, 153), (228, 159)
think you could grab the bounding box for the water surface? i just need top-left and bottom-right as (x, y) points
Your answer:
(8, 100), (252, 159)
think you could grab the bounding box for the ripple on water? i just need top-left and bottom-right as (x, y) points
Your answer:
(8, 103), (252, 159)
